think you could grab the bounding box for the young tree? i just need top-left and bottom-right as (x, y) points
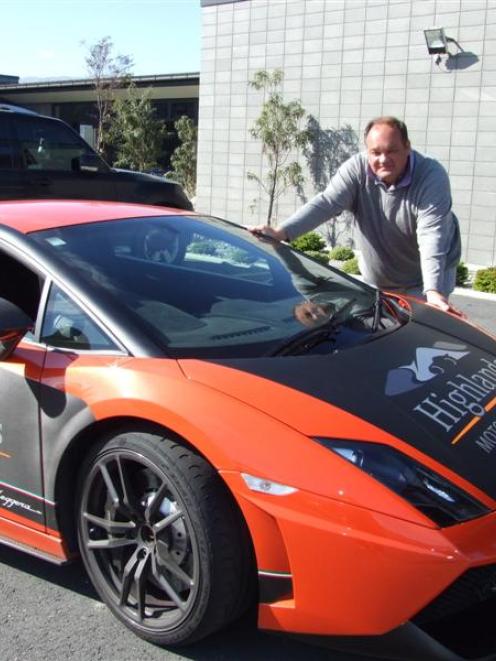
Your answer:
(247, 69), (310, 226)
(109, 84), (165, 172)
(84, 36), (133, 156)
(168, 115), (198, 199)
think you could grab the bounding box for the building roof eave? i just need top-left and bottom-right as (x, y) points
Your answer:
(0, 72), (200, 93)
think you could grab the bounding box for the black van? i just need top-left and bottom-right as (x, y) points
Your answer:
(0, 104), (192, 210)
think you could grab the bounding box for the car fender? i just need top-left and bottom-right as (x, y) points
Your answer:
(43, 355), (441, 535)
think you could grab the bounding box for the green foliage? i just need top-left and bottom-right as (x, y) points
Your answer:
(456, 261), (469, 287)
(188, 239), (218, 256)
(168, 115), (198, 199)
(303, 250), (330, 265)
(109, 84), (165, 172)
(84, 36), (133, 156)
(342, 257), (361, 275)
(473, 267), (496, 294)
(329, 245), (355, 261)
(187, 240), (252, 265)
(290, 231), (326, 252)
(247, 69), (310, 225)
(229, 248), (254, 265)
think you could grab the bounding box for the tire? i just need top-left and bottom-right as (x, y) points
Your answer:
(76, 430), (255, 646)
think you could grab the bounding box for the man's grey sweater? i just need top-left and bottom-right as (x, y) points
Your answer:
(280, 150), (461, 294)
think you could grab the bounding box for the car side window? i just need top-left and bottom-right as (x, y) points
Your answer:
(41, 284), (119, 351)
(0, 248), (43, 343)
(15, 117), (95, 172)
(0, 116), (15, 170)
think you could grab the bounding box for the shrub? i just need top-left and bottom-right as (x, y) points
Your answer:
(290, 231), (326, 253)
(342, 257), (361, 275)
(473, 267), (496, 294)
(456, 261), (469, 287)
(329, 245), (355, 261)
(188, 239), (218, 256)
(304, 250), (329, 265)
(229, 247), (254, 264)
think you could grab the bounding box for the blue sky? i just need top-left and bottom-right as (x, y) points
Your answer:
(2, 0), (201, 81)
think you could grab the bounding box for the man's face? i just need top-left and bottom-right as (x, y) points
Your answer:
(366, 124), (411, 186)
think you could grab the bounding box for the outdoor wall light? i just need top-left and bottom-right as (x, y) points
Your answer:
(424, 27), (449, 55)
(424, 27), (463, 65)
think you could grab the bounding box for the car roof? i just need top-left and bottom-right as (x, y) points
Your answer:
(0, 103), (39, 116)
(0, 199), (193, 234)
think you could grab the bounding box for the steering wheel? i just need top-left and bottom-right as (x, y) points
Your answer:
(143, 228), (182, 264)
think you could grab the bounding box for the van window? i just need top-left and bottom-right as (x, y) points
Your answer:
(15, 117), (95, 172)
(0, 116), (15, 170)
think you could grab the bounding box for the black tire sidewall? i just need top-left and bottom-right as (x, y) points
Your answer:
(76, 430), (226, 646)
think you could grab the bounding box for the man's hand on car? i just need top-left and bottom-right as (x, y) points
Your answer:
(426, 289), (466, 318)
(249, 225), (288, 241)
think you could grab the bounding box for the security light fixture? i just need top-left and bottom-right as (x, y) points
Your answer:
(424, 27), (449, 55)
(423, 27), (464, 65)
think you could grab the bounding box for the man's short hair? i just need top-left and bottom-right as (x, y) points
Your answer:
(364, 116), (410, 146)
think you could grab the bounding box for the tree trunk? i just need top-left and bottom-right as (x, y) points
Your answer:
(266, 158), (279, 226)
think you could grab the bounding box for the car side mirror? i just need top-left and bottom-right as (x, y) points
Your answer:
(0, 298), (33, 360)
(79, 152), (104, 173)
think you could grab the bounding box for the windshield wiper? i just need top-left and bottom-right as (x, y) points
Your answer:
(372, 289), (382, 332)
(269, 298), (356, 357)
(349, 289), (384, 332)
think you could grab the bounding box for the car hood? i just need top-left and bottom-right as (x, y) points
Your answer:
(112, 168), (177, 185)
(110, 169), (192, 209)
(180, 301), (496, 500)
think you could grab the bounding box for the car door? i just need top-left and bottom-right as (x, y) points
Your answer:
(12, 115), (118, 201)
(0, 253), (124, 546)
(37, 282), (125, 531)
(0, 113), (25, 200)
(0, 247), (47, 535)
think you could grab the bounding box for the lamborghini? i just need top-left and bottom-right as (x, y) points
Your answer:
(0, 199), (495, 660)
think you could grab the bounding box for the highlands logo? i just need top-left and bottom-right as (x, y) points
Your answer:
(414, 357), (496, 434)
(385, 345), (469, 396)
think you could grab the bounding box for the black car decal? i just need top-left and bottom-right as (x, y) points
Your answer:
(210, 318), (496, 500)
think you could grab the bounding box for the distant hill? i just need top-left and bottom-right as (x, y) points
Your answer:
(19, 75), (79, 84)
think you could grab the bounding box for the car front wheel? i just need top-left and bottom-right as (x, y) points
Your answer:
(77, 430), (254, 646)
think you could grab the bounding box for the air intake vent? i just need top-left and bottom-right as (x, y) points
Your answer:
(210, 325), (271, 340)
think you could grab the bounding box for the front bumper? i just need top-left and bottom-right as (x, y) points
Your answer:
(221, 471), (496, 659)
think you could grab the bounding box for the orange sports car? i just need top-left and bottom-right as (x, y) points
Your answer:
(0, 200), (495, 660)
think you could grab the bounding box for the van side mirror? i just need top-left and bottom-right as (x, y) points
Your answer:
(0, 298), (33, 360)
(79, 152), (104, 173)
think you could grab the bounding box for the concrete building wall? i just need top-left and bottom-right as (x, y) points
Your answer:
(197, 0), (496, 267)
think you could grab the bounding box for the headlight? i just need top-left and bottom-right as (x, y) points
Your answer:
(316, 439), (489, 527)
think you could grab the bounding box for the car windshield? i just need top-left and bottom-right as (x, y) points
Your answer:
(31, 214), (389, 358)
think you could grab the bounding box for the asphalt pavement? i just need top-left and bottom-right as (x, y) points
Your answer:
(450, 286), (496, 335)
(0, 544), (370, 661)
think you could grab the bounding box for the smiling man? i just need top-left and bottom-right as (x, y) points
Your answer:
(252, 116), (461, 314)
